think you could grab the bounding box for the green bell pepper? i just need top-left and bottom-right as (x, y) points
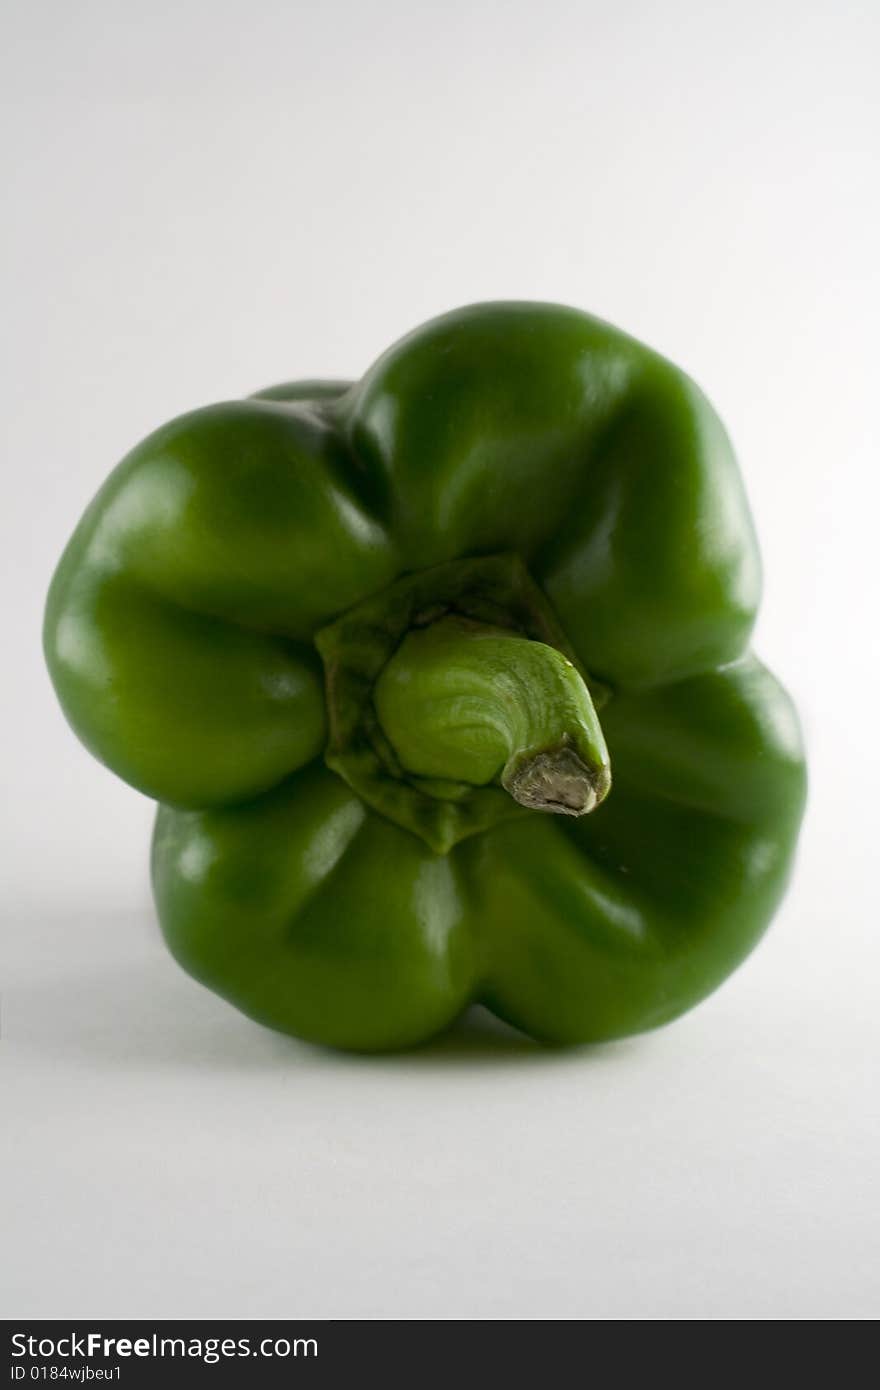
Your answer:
(44, 302), (806, 1051)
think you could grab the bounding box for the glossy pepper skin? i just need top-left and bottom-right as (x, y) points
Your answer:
(44, 303), (806, 1051)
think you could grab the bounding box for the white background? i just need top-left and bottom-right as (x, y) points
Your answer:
(3, 0), (878, 1320)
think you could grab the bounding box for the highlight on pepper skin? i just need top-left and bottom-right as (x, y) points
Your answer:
(44, 301), (807, 1052)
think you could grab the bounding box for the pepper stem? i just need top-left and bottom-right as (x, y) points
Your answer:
(373, 616), (611, 817)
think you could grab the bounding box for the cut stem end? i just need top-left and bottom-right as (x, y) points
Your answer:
(503, 744), (611, 817)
